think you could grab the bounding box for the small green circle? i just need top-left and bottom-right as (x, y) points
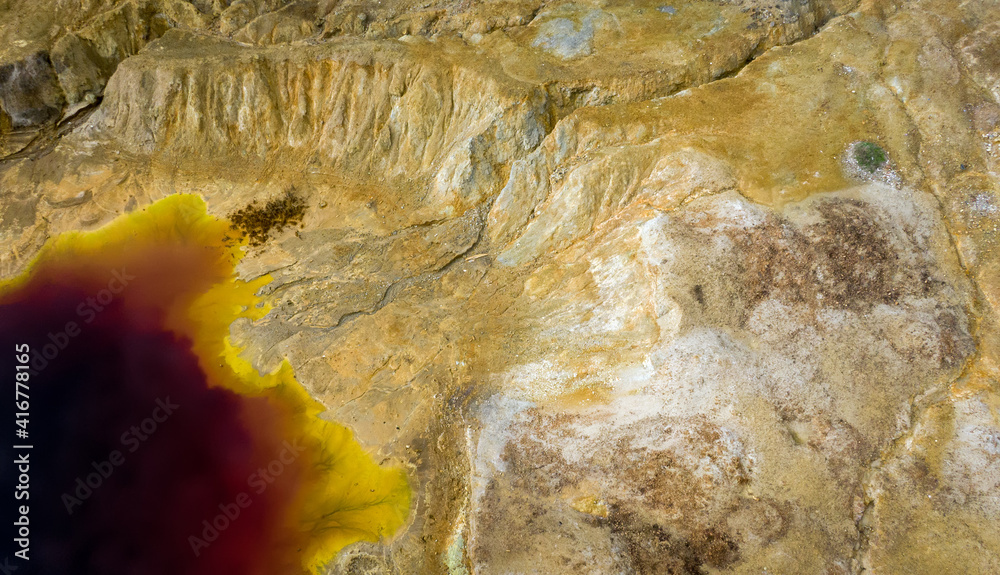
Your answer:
(853, 141), (887, 173)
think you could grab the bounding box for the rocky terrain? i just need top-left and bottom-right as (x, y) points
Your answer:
(2, 0), (999, 573)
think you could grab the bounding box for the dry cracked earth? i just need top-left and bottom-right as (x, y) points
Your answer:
(2, 0), (1000, 573)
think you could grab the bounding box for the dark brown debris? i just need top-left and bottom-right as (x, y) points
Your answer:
(227, 190), (307, 246)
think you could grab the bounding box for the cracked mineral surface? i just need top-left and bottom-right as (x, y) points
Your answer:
(2, 0), (1000, 573)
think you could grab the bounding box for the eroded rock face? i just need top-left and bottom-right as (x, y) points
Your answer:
(2, 0), (1000, 573)
(0, 0), (209, 125)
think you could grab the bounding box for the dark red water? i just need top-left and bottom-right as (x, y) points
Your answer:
(0, 257), (309, 575)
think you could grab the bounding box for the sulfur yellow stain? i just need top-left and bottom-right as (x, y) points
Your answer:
(569, 495), (609, 518)
(0, 193), (411, 574)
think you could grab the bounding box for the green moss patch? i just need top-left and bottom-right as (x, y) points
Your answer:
(853, 141), (887, 173)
